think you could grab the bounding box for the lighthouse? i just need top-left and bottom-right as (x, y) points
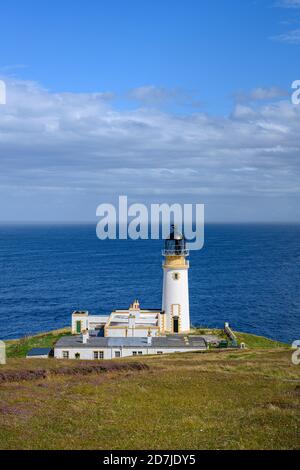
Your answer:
(162, 225), (190, 334)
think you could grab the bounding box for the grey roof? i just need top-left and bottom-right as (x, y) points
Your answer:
(55, 335), (207, 350)
(27, 348), (52, 356)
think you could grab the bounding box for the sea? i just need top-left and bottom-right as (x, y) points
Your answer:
(0, 223), (299, 343)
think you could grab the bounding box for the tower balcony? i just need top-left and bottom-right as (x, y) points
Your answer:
(162, 248), (189, 257)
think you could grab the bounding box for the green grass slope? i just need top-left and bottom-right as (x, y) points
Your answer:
(234, 331), (287, 349)
(5, 328), (71, 358)
(1, 329), (297, 450)
(0, 349), (299, 450)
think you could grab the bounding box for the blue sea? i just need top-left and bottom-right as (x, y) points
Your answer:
(0, 224), (299, 343)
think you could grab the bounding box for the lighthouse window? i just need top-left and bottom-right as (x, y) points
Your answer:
(173, 272), (180, 280)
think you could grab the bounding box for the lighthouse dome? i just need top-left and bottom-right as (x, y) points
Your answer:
(172, 230), (183, 240)
(163, 225), (189, 256)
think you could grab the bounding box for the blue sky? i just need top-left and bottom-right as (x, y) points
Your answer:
(0, 0), (299, 221)
(0, 0), (297, 113)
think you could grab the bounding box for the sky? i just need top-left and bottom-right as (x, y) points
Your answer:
(0, 0), (299, 222)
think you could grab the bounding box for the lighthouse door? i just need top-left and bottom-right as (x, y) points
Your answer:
(173, 317), (179, 334)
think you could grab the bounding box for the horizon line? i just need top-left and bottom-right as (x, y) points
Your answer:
(0, 220), (299, 225)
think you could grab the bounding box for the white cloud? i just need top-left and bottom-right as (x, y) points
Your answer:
(0, 64), (28, 72)
(235, 86), (288, 102)
(273, 1), (300, 46)
(272, 28), (300, 43)
(278, 0), (300, 8)
(129, 85), (173, 103)
(128, 85), (201, 107)
(0, 78), (299, 221)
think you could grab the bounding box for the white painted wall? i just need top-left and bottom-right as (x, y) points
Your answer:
(71, 313), (159, 338)
(54, 346), (205, 360)
(89, 315), (109, 326)
(72, 315), (88, 333)
(26, 354), (50, 359)
(162, 267), (190, 333)
(106, 327), (159, 338)
(71, 314), (109, 333)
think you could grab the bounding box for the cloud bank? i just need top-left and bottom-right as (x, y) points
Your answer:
(0, 78), (299, 222)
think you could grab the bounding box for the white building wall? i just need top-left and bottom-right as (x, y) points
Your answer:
(162, 267), (190, 333)
(54, 346), (205, 360)
(72, 314), (109, 333)
(26, 355), (50, 359)
(88, 315), (109, 327)
(105, 328), (126, 338)
(72, 315), (89, 334)
(106, 327), (159, 338)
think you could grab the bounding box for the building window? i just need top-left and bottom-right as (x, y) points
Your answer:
(75, 352), (80, 359)
(115, 351), (121, 358)
(173, 272), (180, 280)
(157, 351), (163, 355)
(132, 351), (137, 356)
(93, 351), (99, 359)
(99, 351), (104, 359)
(62, 351), (69, 359)
(138, 351), (143, 355)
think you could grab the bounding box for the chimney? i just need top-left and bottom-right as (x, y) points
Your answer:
(147, 331), (152, 345)
(128, 313), (135, 329)
(82, 330), (89, 344)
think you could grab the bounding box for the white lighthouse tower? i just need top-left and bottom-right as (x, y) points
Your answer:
(162, 225), (190, 334)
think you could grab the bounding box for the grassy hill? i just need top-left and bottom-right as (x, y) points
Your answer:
(0, 330), (299, 450)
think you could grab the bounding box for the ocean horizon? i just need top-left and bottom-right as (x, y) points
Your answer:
(0, 222), (299, 343)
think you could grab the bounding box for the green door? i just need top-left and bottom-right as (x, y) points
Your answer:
(76, 320), (81, 333)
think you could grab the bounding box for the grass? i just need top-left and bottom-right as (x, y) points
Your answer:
(0, 348), (299, 449)
(190, 327), (227, 339)
(5, 328), (71, 358)
(234, 331), (288, 349)
(0, 329), (298, 450)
